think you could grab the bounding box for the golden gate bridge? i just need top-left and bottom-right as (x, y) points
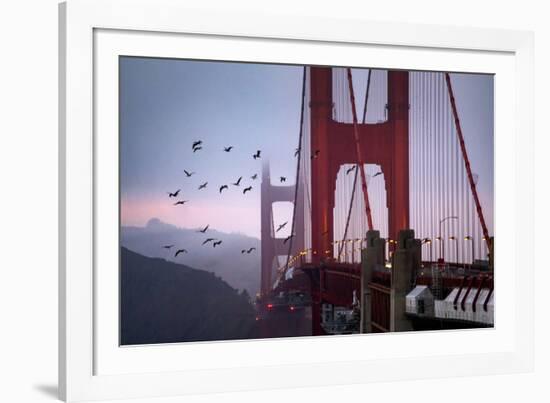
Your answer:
(258, 66), (494, 337)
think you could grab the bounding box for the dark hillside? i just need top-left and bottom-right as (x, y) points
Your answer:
(121, 247), (257, 345)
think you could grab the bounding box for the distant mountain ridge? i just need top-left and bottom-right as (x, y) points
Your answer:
(121, 247), (258, 345)
(121, 218), (260, 295)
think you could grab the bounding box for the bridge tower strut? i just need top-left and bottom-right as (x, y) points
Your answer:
(309, 67), (410, 263)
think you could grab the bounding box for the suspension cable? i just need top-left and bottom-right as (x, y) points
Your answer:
(444, 73), (492, 254)
(338, 69), (372, 260)
(285, 66), (307, 271)
(346, 68), (374, 230)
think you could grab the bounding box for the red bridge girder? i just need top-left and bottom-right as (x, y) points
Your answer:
(309, 67), (409, 263)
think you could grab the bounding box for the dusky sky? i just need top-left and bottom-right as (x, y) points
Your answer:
(119, 57), (493, 239)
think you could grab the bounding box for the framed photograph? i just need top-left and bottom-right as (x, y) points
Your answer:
(59, 0), (534, 401)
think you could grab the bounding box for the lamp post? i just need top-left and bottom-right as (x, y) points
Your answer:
(449, 236), (458, 266)
(439, 216), (458, 262)
(422, 238), (433, 263)
(435, 236), (443, 262)
(464, 236), (474, 267)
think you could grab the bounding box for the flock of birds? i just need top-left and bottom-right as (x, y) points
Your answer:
(162, 140), (296, 259)
(162, 139), (381, 260)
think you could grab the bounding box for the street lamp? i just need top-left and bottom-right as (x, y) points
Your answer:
(439, 216), (458, 262)
(464, 236), (474, 267)
(422, 238), (433, 263)
(435, 236), (443, 262)
(449, 236), (458, 266)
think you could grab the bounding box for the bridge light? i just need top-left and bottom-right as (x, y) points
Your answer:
(267, 304), (273, 309)
(313, 250), (317, 255)
(435, 236), (442, 241)
(289, 306), (295, 312)
(449, 236), (456, 241)
(464, 236), (472, 241)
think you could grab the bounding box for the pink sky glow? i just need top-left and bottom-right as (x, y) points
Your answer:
(121, 196), (264, 238)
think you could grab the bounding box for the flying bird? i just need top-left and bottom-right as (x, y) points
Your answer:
(276, 221), (288, 233)
(184, 170), (195, 177)
(197, 224), (209, 233)
(280, 176), (286, 183)
(253, 150), (261, 159)
(173, 200), (189, 206)
(219, 184), (228, 193)
(167, 189), (180, 198)
(246, 247), (256, 254)
(241, 249), (247, 254)
(346, 165), (356, 175)
(251, 174), (258, 180)
(311, 149), (321, 159)
(243, 186), (252, 194)
(202, 238), (216, 246)
(232, 176), (242, 186)
(373, 171), (383, 178)
(198, 182), (208, 190)
(213, 240), (223, 248)
(192, 140), (202, 149)
(193, 146), (202, 153)
(283, 234), (294, 244)
(162, 244), (174, 249)
(223, 146), (234, 152)
(174, 249), (188, 257)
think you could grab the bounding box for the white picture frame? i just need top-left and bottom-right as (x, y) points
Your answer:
(59, 0), (534, 401)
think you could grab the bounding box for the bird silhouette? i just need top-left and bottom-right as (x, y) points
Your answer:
(241, 249), (247, 254)
(162, 244), (174, 249)
(197, 224), (209, 233)
(276, 221), (288, 233)
(174, 249), (188, 257)
(283, 234), (294, 244)
(193, 146), (202, 153)
(253, 150), (261, 159)
(173, 200), (189, 206)
(243, 186), (252, 194)
(251, 174), (258, 180)
(232, 176), (242, 186)
(373, 171), (383, 178)
(184, 170), (195, 177)
(202, 238), (216, 245)
(346, 165), (356, 175)
(311, 150), (321, 159)
(219, 185), (228, 193)
(246, 247), (256, 254)
(280, 176), (286, 183)
(223, 146), (234, 152)
(294, 147), (301, 157)
(192, 140), (202, 149)
(198, 182), (208, 190)
(167, 189), (180, 198)
(213, 240), (222, 248)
